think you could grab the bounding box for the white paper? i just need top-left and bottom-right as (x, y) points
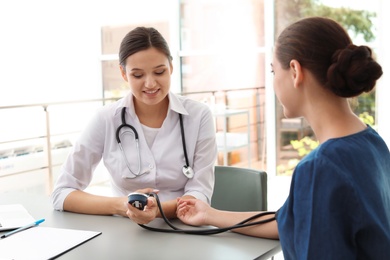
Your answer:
(0, 204), (36, 231)
(0, 226), (101, 260)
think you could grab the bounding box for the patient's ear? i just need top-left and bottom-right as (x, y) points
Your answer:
(290, 60), (303, 88)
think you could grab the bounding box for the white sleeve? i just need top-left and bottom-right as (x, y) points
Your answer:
(50, 109), (106, 210)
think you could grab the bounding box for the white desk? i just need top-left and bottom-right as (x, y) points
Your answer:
(0, 192), (281, 260)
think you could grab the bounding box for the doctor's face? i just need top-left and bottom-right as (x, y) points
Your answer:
(120, 47), (173, 107)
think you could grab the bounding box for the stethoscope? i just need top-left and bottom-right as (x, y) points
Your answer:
(128, 192), (277, 235)
(115, 107), (195, 179)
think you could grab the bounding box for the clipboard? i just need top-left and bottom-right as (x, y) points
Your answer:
(0, 204), (36, 231)
(0, 226), (101, 259)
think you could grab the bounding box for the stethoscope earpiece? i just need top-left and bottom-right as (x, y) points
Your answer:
(182, 166), (194, 179)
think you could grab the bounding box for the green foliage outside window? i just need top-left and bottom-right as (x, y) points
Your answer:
(279, 112), (374, 176)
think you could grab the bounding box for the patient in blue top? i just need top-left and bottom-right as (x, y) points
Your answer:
(277, 126), (390, 259)
(176, 17), (390, 259)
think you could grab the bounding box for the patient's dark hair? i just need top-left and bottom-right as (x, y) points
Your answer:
(276, 16), (382, 98)
(119, 27), (172, 69)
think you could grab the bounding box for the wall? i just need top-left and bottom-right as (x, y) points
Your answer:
(0, 0), (179, 106)
(377, 0), (390, 146)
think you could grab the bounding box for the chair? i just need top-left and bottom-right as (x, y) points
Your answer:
(211, 165), (268, 211)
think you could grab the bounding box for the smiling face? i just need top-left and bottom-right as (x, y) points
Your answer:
(120, 47), (173, 108)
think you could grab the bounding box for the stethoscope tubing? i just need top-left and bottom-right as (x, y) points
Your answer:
(116, 108), (139, 143)
(116, 107), (194, 179)
(179, 114), (190, 167)
(116, 107), (141, 177)
(138, 193), (276, 235)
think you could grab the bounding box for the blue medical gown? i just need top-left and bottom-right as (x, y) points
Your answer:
(276, 126), (390, 259)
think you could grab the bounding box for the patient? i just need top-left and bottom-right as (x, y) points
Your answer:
(177, 17), (390, 259)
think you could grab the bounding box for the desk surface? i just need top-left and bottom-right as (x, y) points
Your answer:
(0, 192), (281, 260)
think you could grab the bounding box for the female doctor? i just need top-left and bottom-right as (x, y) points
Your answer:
(51, 27), (217, 224)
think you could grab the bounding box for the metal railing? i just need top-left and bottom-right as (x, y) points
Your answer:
(0, 87), (265, 193)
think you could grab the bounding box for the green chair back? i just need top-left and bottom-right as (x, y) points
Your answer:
(211, 165), (268, 211)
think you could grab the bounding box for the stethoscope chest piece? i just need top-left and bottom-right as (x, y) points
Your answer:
(182, 166), (194, 179)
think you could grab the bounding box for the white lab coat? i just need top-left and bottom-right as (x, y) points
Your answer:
(51, 92), (217, 210)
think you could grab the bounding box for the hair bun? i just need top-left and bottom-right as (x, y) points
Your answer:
(327, 44), (383, 97)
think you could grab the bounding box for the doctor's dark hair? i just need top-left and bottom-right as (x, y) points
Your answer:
(119, 27), (173, 68)
(275, 17), (383, 98)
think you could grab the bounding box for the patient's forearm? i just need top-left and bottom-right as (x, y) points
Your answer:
(207, 209), (279, 239)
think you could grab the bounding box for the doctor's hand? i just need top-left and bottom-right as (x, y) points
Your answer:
(125, 188), (159, 224)
(176, 198), (211, 226)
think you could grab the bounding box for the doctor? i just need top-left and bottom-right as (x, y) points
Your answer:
(51, 27), (217, 224)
